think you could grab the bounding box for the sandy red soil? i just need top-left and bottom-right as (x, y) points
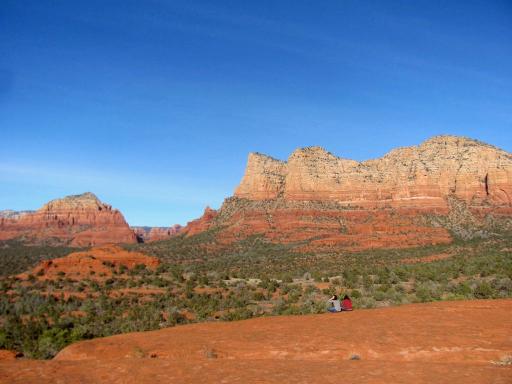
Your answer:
(0, 350), (16, 360)
(1, 299), (511, 383)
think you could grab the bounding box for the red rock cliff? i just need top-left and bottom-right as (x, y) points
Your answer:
(0, 192), (137, 246)
(235, 136), (512, 207)
(184, 136), (512, 250)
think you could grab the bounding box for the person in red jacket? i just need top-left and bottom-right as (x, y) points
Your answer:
(341, 295), (353, 311)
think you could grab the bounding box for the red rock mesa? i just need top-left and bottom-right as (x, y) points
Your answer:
(182, 135), (512, 250)
(0, 192), (136, 246)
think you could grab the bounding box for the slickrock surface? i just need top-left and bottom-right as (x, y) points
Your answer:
(17, 245), (159, 280)
(0, 350), (16, 360)
(1, 300), (511, 383)
(0, 192), (136, 246)
(132, 224), (182, 242)
(183, 136), (512, 250)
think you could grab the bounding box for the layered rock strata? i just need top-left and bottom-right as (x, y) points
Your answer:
(183, 136), (512, 250)
(235, 136), (512, 206)
(0, 192), (136, 246)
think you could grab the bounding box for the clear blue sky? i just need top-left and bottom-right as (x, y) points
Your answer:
(1, 1), (511, 226)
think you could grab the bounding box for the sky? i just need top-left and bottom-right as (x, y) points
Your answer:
(1, 0), (511, 226)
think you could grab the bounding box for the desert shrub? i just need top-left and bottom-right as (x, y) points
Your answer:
(362, 275), (374, 289)
(312, 272), (323, 282)
(221, 308), (253, 321)
(304, 285), (320, 295)
(356, 297), (376, 309)
(450, 281), (472, 297)
(252, 291), (266, 301)
(37, 327), (70, 359)
(287, 290), (302, 304)
(414, 285), (432, 302)
(282, 275), (293, 283)
(473, 281), (494, 299)
(374, 291), (386, 301)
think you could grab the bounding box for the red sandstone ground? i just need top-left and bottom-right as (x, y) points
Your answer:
(0, 350), (16, 360)
(1, 300), (511, 383)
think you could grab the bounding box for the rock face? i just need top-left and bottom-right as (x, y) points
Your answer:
(1, 300), (511, 383)
(0, 193), (137, 246)
(183, 206), (218, 237)
(183, 136), (512, 250)
(235, 136), (512, 206)
(132, 225), (182, 243)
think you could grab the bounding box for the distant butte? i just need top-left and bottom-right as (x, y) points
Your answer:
(0, 192), (136, 246)
(131, 225), (182, 242)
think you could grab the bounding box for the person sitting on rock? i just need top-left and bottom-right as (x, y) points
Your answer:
(327, 295), (342, 313)
(341, 294), (353, 311)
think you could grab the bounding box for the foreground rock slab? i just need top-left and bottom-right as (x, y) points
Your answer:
(1, 300), (511, 384)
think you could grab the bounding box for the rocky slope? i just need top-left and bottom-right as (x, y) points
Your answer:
(1, 299), (511, 383)
(0, 193), (137, 246)
(17, 245), (159, 281)
(183, 136), (512, 250)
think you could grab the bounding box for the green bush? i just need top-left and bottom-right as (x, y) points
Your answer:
(473, 282), (494, 299)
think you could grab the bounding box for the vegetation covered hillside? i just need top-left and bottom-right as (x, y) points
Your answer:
(1, 232), (511, 359)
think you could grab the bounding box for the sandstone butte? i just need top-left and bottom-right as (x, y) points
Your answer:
(1, 299), (511, 384)
(0, 192), (137, 246)
(16, 245), (159, 281)
(1, 135), (511, 250)
(183, 135), (512, 250)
